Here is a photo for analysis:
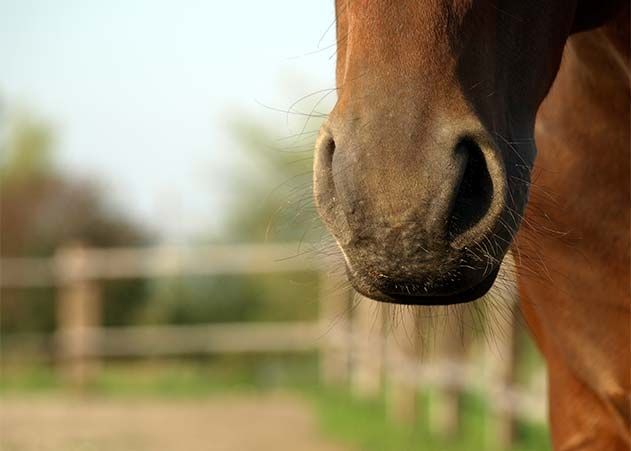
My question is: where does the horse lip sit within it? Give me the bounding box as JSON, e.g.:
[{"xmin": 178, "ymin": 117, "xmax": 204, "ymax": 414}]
[{"xmin": 351, "ymin": 266, "xmax": 500, "ymax": 306}]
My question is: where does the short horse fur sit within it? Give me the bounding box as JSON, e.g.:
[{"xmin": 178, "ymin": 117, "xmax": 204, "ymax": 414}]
[{"xmin": 313, "ymin": 1, "xmax": 630, "ymax": 449}]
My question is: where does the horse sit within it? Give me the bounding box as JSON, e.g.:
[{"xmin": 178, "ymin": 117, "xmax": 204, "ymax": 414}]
[{"xmin": 312, "ymin": 1, "xmax": 630, "ymax": 449}]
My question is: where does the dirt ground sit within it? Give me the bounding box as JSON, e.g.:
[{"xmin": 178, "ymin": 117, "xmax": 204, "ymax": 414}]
[{"xmin": 0, "ymin": 393, "xmax": 354, "ymax": 451}]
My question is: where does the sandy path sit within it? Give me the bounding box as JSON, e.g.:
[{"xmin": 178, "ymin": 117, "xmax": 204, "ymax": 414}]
[{"xmin": 0, "ymin": 393, "xmax": 354, "ymax": 451}]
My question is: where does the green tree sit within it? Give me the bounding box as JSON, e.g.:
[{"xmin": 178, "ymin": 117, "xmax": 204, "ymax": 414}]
[{"xmin": 0, "ymin": 113, "xmax": 151, "ymax": 333}]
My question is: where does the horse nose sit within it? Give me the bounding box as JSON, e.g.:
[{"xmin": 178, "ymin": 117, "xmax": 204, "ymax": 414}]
[{"xmin": 314, "ymin": 125, "xmax": 506, "ymax": 250}]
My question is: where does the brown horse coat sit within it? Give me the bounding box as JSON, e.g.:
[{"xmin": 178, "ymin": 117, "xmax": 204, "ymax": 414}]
[{"xmin": 519, "ymin": 7, "xmax": 630, "ymax": 449}]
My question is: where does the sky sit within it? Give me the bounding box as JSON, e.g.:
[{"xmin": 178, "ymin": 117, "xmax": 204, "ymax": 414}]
[{"xmin": 0, "ymin": 0, "xmax": 336, "ymax": 241}]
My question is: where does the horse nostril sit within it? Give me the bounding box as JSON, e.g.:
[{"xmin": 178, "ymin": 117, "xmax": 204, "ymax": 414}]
[
  {"xmin": 314, "ymin": 130, "xmax": 339, "ymax": 216},
  {"xmin": 447, "ymin": 138, "xmax": 494, "ymax": 240},
  {"xmin": 318, "ymin": 133, "xmax": 336, "ymax": 168}
]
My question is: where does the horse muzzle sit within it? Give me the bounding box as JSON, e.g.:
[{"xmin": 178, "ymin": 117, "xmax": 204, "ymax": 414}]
[{"xmin": 313, "ymin": 115, "xmax": 512, "ymax": 305}]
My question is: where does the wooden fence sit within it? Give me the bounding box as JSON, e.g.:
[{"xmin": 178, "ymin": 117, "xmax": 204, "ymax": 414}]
[{"xmin": 0, "ymin": 243, "xmax": 547, "ymax": 450}]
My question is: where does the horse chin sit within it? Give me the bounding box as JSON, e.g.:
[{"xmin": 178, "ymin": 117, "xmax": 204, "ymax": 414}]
[{"xmin": 349, "ymin": 266, "xmax": 500, "ymax": 306}]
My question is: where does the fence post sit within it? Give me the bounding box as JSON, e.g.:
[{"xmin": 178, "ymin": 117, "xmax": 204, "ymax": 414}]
[
  {"xmin": 485, "ymin": 310, "xmax": 521, "ymax": 450},
  {"xmin": 427, "ymin": 308, "xmax": 468, "ymax": 438},
  {"xmin": 319, "ymin": 271, "xmax": 352, "ymax": 386},
  {"xmin": 386, "ymin": 306, "xmax": 422, "ymax": 423},
  {"xmin": 484, "ymin": 252, "xmax": 521, "ymax": 450},
  {"xmin": 350, "ymin": 295, "xmax": 385, "ymax": 398},
  {"xmin": 55, "ymin": 243, "xmax": 101, "ymax": 389}
]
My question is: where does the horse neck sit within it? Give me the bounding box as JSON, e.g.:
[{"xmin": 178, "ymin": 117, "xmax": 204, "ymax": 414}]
[
  {"xmin": 532, "ymin": 5, "xmax": 630, "ymax": 269},
  {"xmin": 565, "ymin": 7, "xmax": 630, "ymax": 194},
  {"xmin": 537, "ymin": 5, "xmax": 630, "ymax": 189},
  {"xmin": 568, "ymin": 5, "xmax": 630, "ymax": 101}
]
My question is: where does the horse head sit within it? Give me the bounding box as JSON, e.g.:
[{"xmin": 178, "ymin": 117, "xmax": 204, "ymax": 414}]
[{"xmin": 313, "ymin": 0, "xmax": 624, "ymax": 304}]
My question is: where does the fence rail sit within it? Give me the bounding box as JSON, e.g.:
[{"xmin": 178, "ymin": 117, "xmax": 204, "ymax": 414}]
[
  {"xmin": 0, "ymin": 242, "xmax": 547, "ymax": 450},
  {"xmin": 0, "ymin": 243, "xmax": 321, "ymax": 287}
]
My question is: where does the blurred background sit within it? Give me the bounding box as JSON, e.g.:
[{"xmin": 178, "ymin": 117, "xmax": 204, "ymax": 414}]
[{"xmin": 0, "ymin": 2, "xmax": 550, "ymax": 450}]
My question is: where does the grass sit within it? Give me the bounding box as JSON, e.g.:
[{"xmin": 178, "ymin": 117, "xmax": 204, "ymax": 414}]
[
  {"xmin": 308, "ymin": 387, "xmax": 550, "ymax": 451},
  {"xmin": 0, "ymin": 355, "xmax": 319, "ymax": 396},
  {"xmin": 0, "ymin": 359, "xmax": 550, "ymax": 451}
]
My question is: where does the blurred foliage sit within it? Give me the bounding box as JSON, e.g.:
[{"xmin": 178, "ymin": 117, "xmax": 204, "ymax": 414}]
[
  {"xmin": 0, "ymin": 106, "xmax": 325, "ymax": 335},
  {"xmin": 140, "ymin": 272, "xmax": 318, "ymax": 325},
  {"xmin": 0, "ymin": 113, "xmax": 150, "ymax": 333},
  {"xmin": 137, "ymin": 112, "xmax": 325, "ymax": 326},
  {"xmin": 0, "ymin": 115, "xmax": 147, "ymax": 257},
  {"xmin": 220, "ymin": 116, "xmax": 321, "ymax": 243}
]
